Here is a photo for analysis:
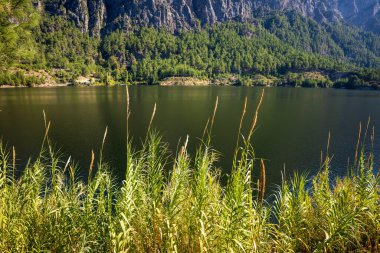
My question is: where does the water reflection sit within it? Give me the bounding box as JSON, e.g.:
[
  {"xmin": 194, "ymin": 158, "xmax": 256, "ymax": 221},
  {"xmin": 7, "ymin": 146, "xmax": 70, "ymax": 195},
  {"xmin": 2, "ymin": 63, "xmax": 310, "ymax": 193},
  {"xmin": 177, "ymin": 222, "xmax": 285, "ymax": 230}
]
[{"xmin": 0, "ymin": 86, "xmax": 379, "ymax": 188}]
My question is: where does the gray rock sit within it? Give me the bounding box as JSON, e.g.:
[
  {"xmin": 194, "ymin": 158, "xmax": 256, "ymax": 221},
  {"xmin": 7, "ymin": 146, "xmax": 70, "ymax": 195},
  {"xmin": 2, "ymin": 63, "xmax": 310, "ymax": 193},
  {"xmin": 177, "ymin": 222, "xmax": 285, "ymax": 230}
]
[{"xmin": 42, "ymin": 0, "xmax": 380, "ymax": 35}]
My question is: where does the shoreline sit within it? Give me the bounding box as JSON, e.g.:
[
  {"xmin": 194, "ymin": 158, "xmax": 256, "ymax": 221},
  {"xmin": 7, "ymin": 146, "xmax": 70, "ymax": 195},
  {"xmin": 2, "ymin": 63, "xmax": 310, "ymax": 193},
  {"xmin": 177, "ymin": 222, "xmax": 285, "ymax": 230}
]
[
  {"xmin": 1, "ymin": 83, "xmax": 379, "ymax": 90},
  {"xmin": 1, "ymin": 76, "xmax": 379, "ymax": 90},
  {"xmin": 1, "ymin": 68, "xmax": 379, "ymax": 90},
  {"xmin": 0, "ymin": 83, "xmax": 70, "ymax": 88},
  {"xmin": 1, "ymin": 85, "xmax": 379, "ymax": 91}
]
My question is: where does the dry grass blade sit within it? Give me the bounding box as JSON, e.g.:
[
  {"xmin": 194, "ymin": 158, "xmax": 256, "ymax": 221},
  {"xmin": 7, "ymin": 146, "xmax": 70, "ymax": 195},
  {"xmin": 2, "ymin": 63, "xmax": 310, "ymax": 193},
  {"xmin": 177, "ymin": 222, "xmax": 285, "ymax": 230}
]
[
  {"xmin": 99, "ymin": 126, "xmax": 108, "ymax": 165},
  {"xmin": 236, "ymin": 96, "xmax": 247, "ymax": 150},
  {"xmin": 43, "ymin": 109, "xmax": 47, "ymax": 128},
  {"xmin": 39, "ymin": 121, "xmax": 51, "ymax": 157},
  {"xmin": 102, "ymin": 126, "xmax": 108, "ymax": 151},
  {"xmin": 202, "ymin": 117, "xmax": 210, "ymax": 140},
  {"xmin": 12, "ymin": 146, "xmax": 15, "ymax": 180},
  {"xmin": 364, "ymin": 116, "xmax": 371, "ymax": 141},
  {"xmin": 148, "ymin": 102, "xmax": 157, "ymax": 133},
  {"xmin": 126, "ymin": 84, "xmax": 131, "ymax": 172},
  {"xmin": 63, "ymin": 156, "xmax": 71, "ymax": 173},
  {"xmin": 180, "ymin": 135, "xmax": 189, "ymax": 155},
  {"xmin": 320, "ymin": 150, "xmax": 323, "ymax": 168},
  {"xmin": 260, "ymin": 159, "xmax": 266, "ymax": 205},
  {"xmin": 210, "ymin": 96, "xmax": 219, "ymax": 131},
  {"xmin": 201, "ymin": 96, "xmax": 219, "ymax": 143},
  {"xmin": 326, "ymin": 131, "xmax": 331, "ymax": 158},
  {"xmin": 89, "ymin": 149, "xmax": 95, "ymax": 181},
  {"xmin": 126, "ymin": 85, "xmax": 130, "ymax": 118},
  {"xmin": 354, "ymin": 122, "xmax": 362, "ymax": 166},
  {"xmin": 126, "ymin": 85, "xmax": 130, "ymax": 136},
  {"xmin": 247, "ymin": 89, "xmax": 264, "ymax": 142}
]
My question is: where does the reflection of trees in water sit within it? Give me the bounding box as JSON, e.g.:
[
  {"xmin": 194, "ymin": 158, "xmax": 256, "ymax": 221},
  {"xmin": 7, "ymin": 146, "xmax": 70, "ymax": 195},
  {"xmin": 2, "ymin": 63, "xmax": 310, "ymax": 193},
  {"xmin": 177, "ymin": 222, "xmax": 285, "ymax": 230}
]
[{"xmin": 1, "ymin": 87, "xmax": 380, "ymax": 186}]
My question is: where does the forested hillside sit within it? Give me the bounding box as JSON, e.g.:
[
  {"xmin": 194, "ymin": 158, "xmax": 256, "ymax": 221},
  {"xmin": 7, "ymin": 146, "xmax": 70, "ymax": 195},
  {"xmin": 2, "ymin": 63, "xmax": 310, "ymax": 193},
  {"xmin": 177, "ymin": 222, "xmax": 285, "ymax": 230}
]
[{"xmin": 0, "ymin": 0, "xmax": 379, "ymax": 88}]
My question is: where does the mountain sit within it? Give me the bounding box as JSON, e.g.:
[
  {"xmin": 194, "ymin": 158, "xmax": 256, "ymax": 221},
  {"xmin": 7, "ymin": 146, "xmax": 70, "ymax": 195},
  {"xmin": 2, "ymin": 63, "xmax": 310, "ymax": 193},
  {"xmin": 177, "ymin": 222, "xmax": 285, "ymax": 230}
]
[
  {"xmin": 41, "ymin": 0, "xmax": 380, "ymax": 36},
  {"xmin": 37, "ymin": 0, "xmax": 380, "ymax": 69},
  {"xmin": 1, "ymin": 0, "xmax": 379, "ymax": 88}
]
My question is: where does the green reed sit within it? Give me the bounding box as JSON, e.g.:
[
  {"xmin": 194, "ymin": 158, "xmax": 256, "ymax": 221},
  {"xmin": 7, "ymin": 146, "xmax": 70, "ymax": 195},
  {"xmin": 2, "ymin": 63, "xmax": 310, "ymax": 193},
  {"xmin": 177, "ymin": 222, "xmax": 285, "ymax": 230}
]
[{"xmin": 0, "ymin": 89, "xmax": 379, "ymax": 252}]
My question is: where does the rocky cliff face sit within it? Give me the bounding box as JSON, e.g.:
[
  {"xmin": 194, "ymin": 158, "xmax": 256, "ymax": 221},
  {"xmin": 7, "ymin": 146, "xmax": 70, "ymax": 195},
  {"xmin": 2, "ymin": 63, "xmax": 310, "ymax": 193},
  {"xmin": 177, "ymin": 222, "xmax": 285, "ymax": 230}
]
[
  {"xmin": 42, "ymin": 0, "xmax": 380, "ymax": 35},
  {"xmin": 278, "ymin": 0, "xmax": 380, "ymax": 33}
]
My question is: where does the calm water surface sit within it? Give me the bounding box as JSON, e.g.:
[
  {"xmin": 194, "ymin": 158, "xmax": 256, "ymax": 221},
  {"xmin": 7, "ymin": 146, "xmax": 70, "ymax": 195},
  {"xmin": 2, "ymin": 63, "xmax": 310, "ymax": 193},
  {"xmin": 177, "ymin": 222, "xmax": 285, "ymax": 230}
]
[{"xmin": 0, "ymin": 86, "xmax": 379, "ymax": 188}]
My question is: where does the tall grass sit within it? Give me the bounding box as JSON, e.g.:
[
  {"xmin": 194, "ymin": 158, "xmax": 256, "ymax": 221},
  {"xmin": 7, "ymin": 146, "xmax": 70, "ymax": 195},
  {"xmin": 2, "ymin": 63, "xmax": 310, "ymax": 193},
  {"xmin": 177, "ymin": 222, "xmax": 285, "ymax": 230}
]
[{"xmin": 0, "ymin": 89, "xmax": 379, "ymax": 252}]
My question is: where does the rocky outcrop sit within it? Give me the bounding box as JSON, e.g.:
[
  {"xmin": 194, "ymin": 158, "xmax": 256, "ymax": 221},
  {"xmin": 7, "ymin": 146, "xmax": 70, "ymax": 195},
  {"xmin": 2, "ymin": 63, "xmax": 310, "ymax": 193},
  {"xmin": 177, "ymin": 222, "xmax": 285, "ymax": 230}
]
[
  {"xmin": 42, "ymin": 0, "xmax": 380, "ymax": 35},
  {"xmin": 278, "ymin": 0, "xmax": 380, "ymax": 34},
  {"xmin": 159, "ymin": 77, "xmax": 212, "ymax": 86},
  {"xmin": 87, "ymin": 0, "xmax": 107, "ymax": 36},
  {"xmin": 44, "ymin": 0, "xmax": 107, "ymax": 36}
]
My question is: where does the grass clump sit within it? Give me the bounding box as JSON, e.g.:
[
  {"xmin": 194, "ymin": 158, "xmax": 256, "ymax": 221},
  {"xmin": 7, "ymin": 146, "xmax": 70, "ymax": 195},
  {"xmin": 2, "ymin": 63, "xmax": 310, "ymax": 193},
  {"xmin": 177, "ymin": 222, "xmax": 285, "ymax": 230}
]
[{"xmin": 0, "ymin": 90, "xmax": 379, "ymax": 252}]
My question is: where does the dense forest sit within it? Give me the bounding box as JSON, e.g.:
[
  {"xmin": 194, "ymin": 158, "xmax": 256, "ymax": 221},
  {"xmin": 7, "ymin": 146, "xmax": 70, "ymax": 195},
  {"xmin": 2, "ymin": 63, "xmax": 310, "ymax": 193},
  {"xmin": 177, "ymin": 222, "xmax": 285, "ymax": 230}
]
[{"xmin": 0, "ymin": 0, "xmax": 379, "ymax": 88}]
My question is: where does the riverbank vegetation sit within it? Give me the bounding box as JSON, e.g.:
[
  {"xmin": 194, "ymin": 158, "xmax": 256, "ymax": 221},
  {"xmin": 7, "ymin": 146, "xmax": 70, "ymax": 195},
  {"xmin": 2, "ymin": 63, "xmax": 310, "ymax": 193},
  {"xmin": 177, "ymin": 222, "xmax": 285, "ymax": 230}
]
[
  {"xmin": 0, "ymin": 71, "xmax": 45, "ymax": 87},
  {"xmin": 1, "ymin": 0, "xmax": 379, "ymax": 88},
  {"xmin": 0, "ymin": 91, "xmax": 379, "ymax": 252}
]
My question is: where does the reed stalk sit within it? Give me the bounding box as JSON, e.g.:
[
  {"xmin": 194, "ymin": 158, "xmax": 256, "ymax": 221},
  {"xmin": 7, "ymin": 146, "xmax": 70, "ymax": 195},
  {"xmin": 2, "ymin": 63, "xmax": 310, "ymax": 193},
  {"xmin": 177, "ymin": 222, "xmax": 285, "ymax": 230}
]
[
  {"xmin": 247, "ymin": 89, "xmax": 264, "ymax": 142},
  {"xmin": 259, "ymin": 159, "xmax": 266, "ymax": 205},
  {"xmin": 89, "ymin": 149, "xmax": 94, "ymax": 181},
  {"xmin": 148, "ymin": 103, "xmax": 157, "ymax": 134},
  {"xmin": 354, "ymin": 122, "xmax": 362, "ymax": 166},
  {"xmin": 12, "ymin": 146, "xmax": 15, "ymax": 181}
]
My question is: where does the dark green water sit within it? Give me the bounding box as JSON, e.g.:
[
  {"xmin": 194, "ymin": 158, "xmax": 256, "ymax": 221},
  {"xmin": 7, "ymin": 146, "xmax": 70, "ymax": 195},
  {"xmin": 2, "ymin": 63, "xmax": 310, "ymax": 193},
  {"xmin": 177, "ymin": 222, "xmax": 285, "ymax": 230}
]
[{"xmin": 0, "ymin": 86, "xmax": 379, "ymax": 188}]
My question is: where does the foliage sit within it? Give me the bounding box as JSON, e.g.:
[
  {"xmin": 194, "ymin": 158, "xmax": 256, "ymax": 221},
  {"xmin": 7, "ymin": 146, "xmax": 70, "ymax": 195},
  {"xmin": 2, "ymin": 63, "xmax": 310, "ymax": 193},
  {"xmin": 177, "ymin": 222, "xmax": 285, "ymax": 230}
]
[
  {"xmin": 0, "ymin": 70, "xmax": 44, "ymax": 86},
  {"xmin": 261, "ymin": 11, "xmax": 380, "ymax": 68},
  {"xmin": 35, "ymin": 15, "xmax": 100, "ymax": 76},
  {"xmin": 0, "ymin": 0, "xmax": 39, "ymax": 66},
  {"xmin": 98, "ymin": 23, "xmax": 349, "ymax": 83},
  {"xmin": 38, "ymin": 18, "xmax": 376, "ymax": 86},
  {"xmin": 280, "ymin": 72, "xmax": 333, "ymax": 88}
]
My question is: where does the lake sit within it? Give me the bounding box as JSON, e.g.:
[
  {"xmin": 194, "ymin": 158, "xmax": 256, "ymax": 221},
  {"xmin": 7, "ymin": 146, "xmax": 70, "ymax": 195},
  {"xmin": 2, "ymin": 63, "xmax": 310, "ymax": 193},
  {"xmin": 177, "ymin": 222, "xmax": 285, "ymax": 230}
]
[{"xmin": 0, "ymin": 86, "xmax": 379, "ymax": 189}]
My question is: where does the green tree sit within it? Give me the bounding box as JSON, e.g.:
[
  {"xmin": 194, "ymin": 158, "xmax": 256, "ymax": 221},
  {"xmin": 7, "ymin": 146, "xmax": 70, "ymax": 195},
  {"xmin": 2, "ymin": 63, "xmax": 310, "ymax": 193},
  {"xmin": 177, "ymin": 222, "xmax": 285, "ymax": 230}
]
[{"xmin": 0, "ymin": 0, "xmax": 39, "ymax": 66}]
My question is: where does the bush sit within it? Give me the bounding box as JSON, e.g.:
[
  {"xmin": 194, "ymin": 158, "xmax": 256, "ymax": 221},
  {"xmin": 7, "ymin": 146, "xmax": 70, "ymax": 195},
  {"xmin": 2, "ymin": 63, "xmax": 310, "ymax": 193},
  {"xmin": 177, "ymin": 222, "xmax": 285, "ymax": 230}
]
[{"xmin": 0, "ymin": 71, "xmax": 45, "ymax": 87}]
